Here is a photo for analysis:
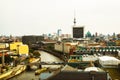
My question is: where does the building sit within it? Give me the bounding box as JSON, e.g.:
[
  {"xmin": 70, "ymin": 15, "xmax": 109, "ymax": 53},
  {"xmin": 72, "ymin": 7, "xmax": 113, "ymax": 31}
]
[
  {"xmin": 85, "ymin": 31, "xmax": 92, "ymax": 38},
  {"xmin": 10, "ymin": 42, "xmax": 29, "ymax": 56},
  {"xmin": 18, "ymin": 45, "xmax": 29, "ymax": 56},
  {"xmin": 115, "ymin": 40, "xmax": 120, "ymax": 46},
  {"xmin": 57, "ymin": 29, "xmax": 62, "ymax": 36},
  {"xmin": 54, "ymin": 42, "xmax": 78, "ymax": 53},
  {"xmin": 0, "ymin": 43, "xmax": 9, "ymax": 49},
  {"xmin": 22, "ymin": 35, "xmax": 44, "ymax": 45},
  {"xmin": 73, "ymin": 26, "xmax": 84, "ymax": 38},
  {"xmin": 61, "ymin": 34, "xmax": 71, "ymax": 38},
  {"xmin": 98, "ymin": 56, "xmax": 120, "ymax": 68},
  {"xmin": 46, "ymin": 65, "xmax": 110, "ymax": 80},
  {"xmin": 72, "ymin": 12, "xmax": 84, "ymax": 38},
  {"xmin": 10, "ymin": 42, "xmax": 22, "ymax": 50}
]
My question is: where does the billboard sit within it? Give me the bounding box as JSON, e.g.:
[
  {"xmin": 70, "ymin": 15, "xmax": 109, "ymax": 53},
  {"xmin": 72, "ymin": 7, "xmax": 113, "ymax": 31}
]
[{"xmin": 73, "ymin": 27, "xmax": 84, "ymax": 38}]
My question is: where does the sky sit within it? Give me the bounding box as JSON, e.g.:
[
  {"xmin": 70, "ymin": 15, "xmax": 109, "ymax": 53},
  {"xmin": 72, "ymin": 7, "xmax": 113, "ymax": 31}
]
[{"xmin": 0, "ymin": 0, "xmax": 120, "ymax": 36}]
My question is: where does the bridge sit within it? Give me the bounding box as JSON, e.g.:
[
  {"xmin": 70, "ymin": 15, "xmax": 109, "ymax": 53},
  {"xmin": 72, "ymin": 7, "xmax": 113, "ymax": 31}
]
[
  {"xmin": 40, "ymin": 61, "xmax": 65, "ymax": 65},
  {"xmin": 27, "ymin": 61, "xmax": 64, "ymax": 65},
  {"xmin": 26, "ymin": 61, "xmax": 64, "ymax": 70}
]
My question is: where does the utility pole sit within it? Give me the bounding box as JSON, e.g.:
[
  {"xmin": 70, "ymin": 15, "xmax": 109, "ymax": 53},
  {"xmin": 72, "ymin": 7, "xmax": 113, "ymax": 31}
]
[
  {"xmin": 2, "ymin": 49, "xmax": 5, "ymax": 67},
  {"xmin": 2, "ymin": 44, "xmax": 6, "ymax": 67}
]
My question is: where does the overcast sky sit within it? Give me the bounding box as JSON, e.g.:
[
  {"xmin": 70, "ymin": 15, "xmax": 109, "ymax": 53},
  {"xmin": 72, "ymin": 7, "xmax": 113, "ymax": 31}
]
[{"xmin": 0, "ymin": 0, "xmax": 120, "ymax": 36}]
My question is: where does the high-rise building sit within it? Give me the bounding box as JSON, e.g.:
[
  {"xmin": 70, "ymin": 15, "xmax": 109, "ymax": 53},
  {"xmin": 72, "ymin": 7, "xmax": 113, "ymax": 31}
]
[
  {"xmin": 22, "ymin": 35, "xmax": 44, "ymax": 45},
  {"xmin": 72, "ymin": 11, "xmax": 84, "ymax": 38},
  {"xmin": 73, "ymin": 27, "xmax": 84, "ymax": 38},
  {"xmin": 57, "ymin": 29, "xmax": 62, "ymax": 36}
]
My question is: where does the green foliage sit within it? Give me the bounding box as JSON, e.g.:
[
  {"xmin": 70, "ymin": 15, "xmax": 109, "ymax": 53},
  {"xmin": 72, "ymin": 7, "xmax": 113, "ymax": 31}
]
[
  {"xmin": 46, "ymin": 45, "xmax": 54, "ymax": 50},
  {"xmin": 0, "ymin": 55, "xmax": 14, "ymax": 64},
  {"xmin": 33, "ymin": 50, "xmax": 41, "ymax": 58},
  {"xmin": 29, "ymin": 49, "xmax": 34, "ymax": 53},
  {"xmin": 48, "ymin": 45, "xmax": 53, "ymax": 50}
]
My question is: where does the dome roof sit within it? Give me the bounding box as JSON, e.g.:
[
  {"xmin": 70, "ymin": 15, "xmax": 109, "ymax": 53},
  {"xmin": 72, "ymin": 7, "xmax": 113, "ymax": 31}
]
[{"xmin": 86, "ymin": 31, "xmax": 91, "ymax": 37}]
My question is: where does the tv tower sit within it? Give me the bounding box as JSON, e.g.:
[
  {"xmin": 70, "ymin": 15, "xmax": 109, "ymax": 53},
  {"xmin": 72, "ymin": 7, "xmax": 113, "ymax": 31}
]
[{"xmin": 73, "ymin": 10, "xmax": 76, "ymax": 26}]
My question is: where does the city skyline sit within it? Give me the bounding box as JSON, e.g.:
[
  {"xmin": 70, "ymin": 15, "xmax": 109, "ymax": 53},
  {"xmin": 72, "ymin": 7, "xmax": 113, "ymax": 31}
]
[{"xmin": 0, "ymin": 0, "xmax": 120, "ymax": 36}]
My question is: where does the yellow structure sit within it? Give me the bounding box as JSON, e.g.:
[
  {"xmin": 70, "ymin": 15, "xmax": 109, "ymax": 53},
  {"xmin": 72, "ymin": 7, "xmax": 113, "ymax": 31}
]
[
  {"xmin": 35, "ymin": 67, "xmax": 48, "ymax": 75},
  {"xmin": 10, "ymin": 42, "xmax": 23, "ymax": 50},
  {"xmin": 18, "ymin": 45, "xmax": 29, "ymax": 55},
  {"xmin": 10, "ymin": 42, "xmax": 29, "ymax": 56}
]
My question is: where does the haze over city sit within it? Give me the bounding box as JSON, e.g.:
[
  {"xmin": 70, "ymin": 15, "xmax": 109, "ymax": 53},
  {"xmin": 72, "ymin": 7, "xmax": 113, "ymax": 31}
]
[{"xmin": 0, "ymin": 0, "xmax": 120, "ymax": 36}]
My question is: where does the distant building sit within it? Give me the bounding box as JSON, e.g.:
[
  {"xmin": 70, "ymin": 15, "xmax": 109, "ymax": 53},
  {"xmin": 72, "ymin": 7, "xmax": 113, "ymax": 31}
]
[
  {"xmin": 61, "ymin": 34, "xmax": 71, "ymax": 38},
  {"xmin": 22, "ymin": 35, "xmax": 44, "ymax": 45},
  {"xmin": 95, "ymin": 32, "xmax": 98, "ymax": 37},
  {"xmin": 72, "ymin": 12, "xmax": 84, "ymax": 38},
  {"xmin": 57, "ymin": 29, "xmax": 62, "ymax": 36},
  {"xmin": 73, "ymin": 27, "xmax": 84, "ymax": 38},
  {"xmin": 85, "ymin": 31, "xmax": 92, "ymax": 38}
]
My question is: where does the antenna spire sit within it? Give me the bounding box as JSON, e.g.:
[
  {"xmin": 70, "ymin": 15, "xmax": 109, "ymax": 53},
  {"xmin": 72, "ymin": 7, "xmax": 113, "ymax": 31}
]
[{"xmin": 74, "ymin": 9, "xmax": 76, "ymax": 26}]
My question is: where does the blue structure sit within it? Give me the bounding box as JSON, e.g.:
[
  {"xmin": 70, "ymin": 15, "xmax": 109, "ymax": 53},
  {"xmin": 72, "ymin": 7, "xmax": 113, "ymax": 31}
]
[{"xmin": 57, "ymin": 29, "xmax": 62, "ymax": 36}]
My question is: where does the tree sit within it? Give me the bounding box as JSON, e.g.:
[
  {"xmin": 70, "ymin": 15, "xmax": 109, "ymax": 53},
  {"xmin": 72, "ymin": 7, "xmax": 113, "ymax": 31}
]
[
  {"xmin": 33, "ymin": 50, "xmax": 41, "ymax": 58},
  {"xmin": 0, "ymin": 55, "xmax": 14, "ymax": 64}
]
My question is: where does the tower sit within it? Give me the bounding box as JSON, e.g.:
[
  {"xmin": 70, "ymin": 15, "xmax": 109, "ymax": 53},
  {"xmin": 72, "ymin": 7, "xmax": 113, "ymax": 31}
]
[
  {"xmin": 73, "ymin": 10, "xmax": 76, "ymax": 26},
  {"xmin": 72, "ymin": 10, "xmax": 84, "ymax": 38},
  {"xmin": 57, "ymin": 29, "xmax": 62, "ymax": 36}
]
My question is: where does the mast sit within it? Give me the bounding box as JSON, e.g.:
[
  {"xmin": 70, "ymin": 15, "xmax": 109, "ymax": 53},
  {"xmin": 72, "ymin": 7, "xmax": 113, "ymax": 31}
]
[{"xmin": 73, "ymin": 9, "xmax": 76, "ymax": 26}]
